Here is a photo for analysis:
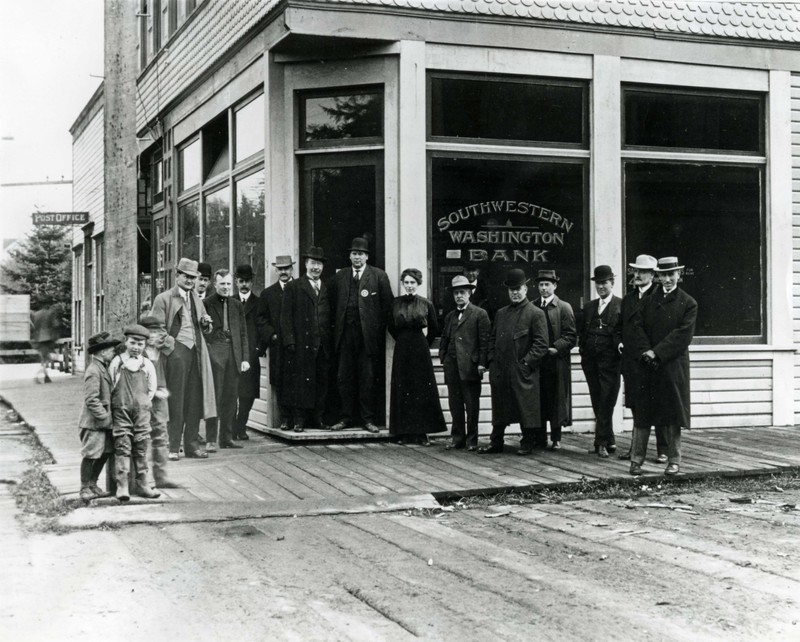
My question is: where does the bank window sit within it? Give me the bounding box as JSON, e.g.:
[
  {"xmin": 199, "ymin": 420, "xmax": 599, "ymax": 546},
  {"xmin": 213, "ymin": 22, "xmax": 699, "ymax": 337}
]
[
  {"xmin": 624, "ymin": 87, "xmax": 763, "ymax": 154},
  {"xmin": 234, "ymin": 170, "xmax": 266, "ymax": 292},
  {"xmin": 300, "ymin": 87, "xmax": 383, "ymax": 148},
  {"xmin": 235, "ymin": 94, "xmax": 264, "ymax": 163},
  {"xmin": 203, "ymin": 187, "xmax": 230, "ymax": 275},
  {"xmin": 203, "ymin": 113, "xmax": 229, "ymax": 181},
  {"xmin": 179, "ymin": 200, "xmax": 199, "ymax": 260},
  {"xmin": 429, "ymin": 74, "xmax": 587, "ymax": 147},
  {"xmin": 179, "ymin": 139, "xmax": 201, "ymax": 193}
]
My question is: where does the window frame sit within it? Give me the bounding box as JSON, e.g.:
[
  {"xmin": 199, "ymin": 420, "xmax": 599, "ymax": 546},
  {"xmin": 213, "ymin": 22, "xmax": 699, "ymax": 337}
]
[{"xmin": 298, "ymin": 84, "xmax": 385, "ymax": 150}]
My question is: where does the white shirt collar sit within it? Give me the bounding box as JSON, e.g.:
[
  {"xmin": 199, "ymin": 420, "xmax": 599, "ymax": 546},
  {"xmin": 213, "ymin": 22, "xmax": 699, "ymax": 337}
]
[
  {"xmin": 638, "ymin": 283, "xmax": 653, "ymax": 295},
  {"xmin": 240, "ymin": 291, "xmax": 251, "ymax": 301},
  {"xmin": 542, "ymin": 295, "xmax": 554, "ymax": 306},
  {"xmin": 663, "ymin": 285, "xmax": 676, "ymax": 294}
]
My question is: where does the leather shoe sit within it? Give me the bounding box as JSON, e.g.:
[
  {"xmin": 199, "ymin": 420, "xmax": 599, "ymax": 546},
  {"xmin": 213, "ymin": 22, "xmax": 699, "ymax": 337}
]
[
  {"xmin": 608, "ymin": 444, "xmax": 617, "ymax": 453},
  {"xmin": 329, "ymin": 421, "xmax": 349, "ymax": 431},
  {"xmin": 445, "ymin": 442, "xmax": 465, "ymax": 450},
  {"xmin": 168, "ymin": 452, "xmax": 180, "ymax": 461},
  {"xmin": 517, "ymin": 447, "xmax": 532, "ymax": 456},
  {"xmin": 656, "ymin": 454, "xmax": 668, "ymax": 464},
  {"xmin": 279, "ymin": 422, "xmax": 290, "ymax": 431},
  {"xmin": 629, "ymin": 462, "xmax": 642, "ymax": 475},
  {"xmin": 467, "ymin": 446, "xmax": 478, "ymax": 452},
  {"xmin": 549, "ymin": 441, "xmax": 561, "ymax": 451},
  {"xmin": 664, "ymin": 463, "xmax": 680, "ymax": 476},
  {"xmin": 220, "ymin": 441, "xmax": 243, "ymax": 449},
  {"xmin": 185, "ymin": 450, "xmax": 208, "ymax": 459},
  {"xmin": 293, "ymin": 425, "xmax": 305, "ymax": 433},
  {"xmin": 238, "ymin": 432, "xmax": 250, "ymax": 441},
  {"xmin": 618, "ymin": 451, "xmax": 631, "ymax": 460},
  {"xmin": 478, "ymin": 444, "xmax": 503, "ymax": 454},
  {"xmin": 598, "ymin": 445, "xmax": 609, "ymax": 459},
  {"xmin": 206, "ymin": 442, "xmax": 218, "ymax": 453},
  {"xmin": 365, "ymin": 423, "xmax": 380, "ymax": 433}
]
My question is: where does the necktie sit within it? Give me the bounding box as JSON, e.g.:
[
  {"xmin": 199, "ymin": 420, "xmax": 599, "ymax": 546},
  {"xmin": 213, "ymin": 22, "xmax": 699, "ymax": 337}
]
[
  {"xmin": 312, "ymin": 279, "xmax": 320, "ymax": 296},
  {"xmin": 598, "ymin": 297, "xmax": 608, "ymax": 315},
  {"xmin": 222, "ymin": 298, "xmax": 229, "ymax": 332},
  {"xmin": 457, "ymin": 306, "xmax": 465, "ymax": 321}
]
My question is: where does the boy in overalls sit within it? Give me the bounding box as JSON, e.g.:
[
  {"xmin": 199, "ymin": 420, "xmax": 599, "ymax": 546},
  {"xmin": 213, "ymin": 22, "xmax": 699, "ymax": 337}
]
[{"xmin": 108, "ymin": 324, "xmax": 160, "ymax": 501}]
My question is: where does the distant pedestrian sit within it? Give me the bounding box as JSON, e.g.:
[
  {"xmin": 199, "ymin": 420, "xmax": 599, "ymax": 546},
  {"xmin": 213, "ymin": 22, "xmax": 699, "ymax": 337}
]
[
  {"xmin": 388, "ymin": 268, "xmax": 445, "ymax": 445},
  {"xmin": 30, "ymin": 306, "xmax": 60, "ymax": 384},
  {"xmin": 77, "ymin": 332, "xmax": 121, "ymax": 501},
  {"xmin": 579, "ymin": 265, "xmax": 622, "ymax": 459},
  {"xmin": 439, "ymin": 275, "xmax": 490, "ymax": 451},
  {"xmin": 108, "ymin": 325, "xmax": 160, "ymax": 501},
  {"xmin": 534, "ymin": 270, "xmax": 577, "ymax": 450},
  {"xmin": 260, "ymin": 255, "xmax": 295, "ymax": 431},
  {"xmin": 479, "ymin": 269, "xmax": 549, "ymax": 455},
  {"xmin": 631, "ymin": 257, "xmax": 697, "ymax": 476}
]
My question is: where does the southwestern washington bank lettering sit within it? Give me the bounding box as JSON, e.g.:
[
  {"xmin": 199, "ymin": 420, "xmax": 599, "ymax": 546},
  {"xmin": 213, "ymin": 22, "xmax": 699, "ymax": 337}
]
[{"xmin": 437, "ymin": 200, "xmax": 575, "ymax": 233}]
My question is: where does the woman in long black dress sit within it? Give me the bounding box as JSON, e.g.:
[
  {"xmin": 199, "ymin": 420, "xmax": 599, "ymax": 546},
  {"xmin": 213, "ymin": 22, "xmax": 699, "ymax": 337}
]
[{"xmin": 389, "ymin": 268, "xmax": 446, "ymax": 445}]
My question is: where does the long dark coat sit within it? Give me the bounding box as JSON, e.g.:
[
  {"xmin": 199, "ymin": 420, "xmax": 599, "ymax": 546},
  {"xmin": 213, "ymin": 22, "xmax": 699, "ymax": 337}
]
[
  {"xmin": 488, "ymin": 300, "xmax": 549, "ymax": 427},
  {"xmin": 260, "ymin": 281, "xmax": 287, "ymax": 386},
  {"xmin": 540, "ymin": 295, "xmax": 578, "ymax": 427},
  {"xmin": 332, "ymin": 264, "xmax": 394, "ymax": 356},
  {"xmin": 237, "ymin": 293, "xmax": 268, "ymax": 398},
  {"xmin": 203, "ymin": 293, "xmax": 249, "ymax": 368},
  {"xmin": 632, "ymin": 287, "xmax": 697, "ymax": 429},
  {"xmin": 620, "ymin": 284, "xmax": 657, "ymax": 411},
  {"xmin": 438, "ymin": 303, "xmax": 491, "ymax": 382},
  {"xmin": 280, "ymin": 277, "xmax": 331, "ymax": 410}
]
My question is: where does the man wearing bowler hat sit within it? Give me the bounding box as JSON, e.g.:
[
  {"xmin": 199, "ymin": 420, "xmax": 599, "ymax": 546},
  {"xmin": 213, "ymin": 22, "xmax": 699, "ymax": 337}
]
[
  {"xmin": 151, "ymin": 258, "xmax": 217, "ymax": 459},
  {"xmin": 195, "ymin": 262, "xmax": 213, "ymax": 300},
  {"xmin": 233, "ymin": 264, "xmax": 269, "ymax": 440},
  {"xmin": 439, "ymin": 275, "xmax": 491, "ymax": 451},
  {"xmin": 618, "ymin": 254, "xmax": 667, "ymax": 462},
  {"xmin": 280, "ymin": 246, "xmax": 332, "ymax": 432},
  {"xmin": 631, "ymin": 257, "xmax": 697, "ymax": 476},
  {"xmin": 261, "ymin": 255, "xmax": 295, "ymax": 431},
  {"xmin": 479, "ymin": 268, "xmax": 549, "ymax": 455},
  {"xmin": 330, "ymin": 236, "xmax": 394, "ymax": 433},
  {"xmin": 534, "ymin": 269, "xmax": 577, "ymax": 450},
  {"xmin": 579, "ymin": 265, "xmax": 623, "ymax": 458}
]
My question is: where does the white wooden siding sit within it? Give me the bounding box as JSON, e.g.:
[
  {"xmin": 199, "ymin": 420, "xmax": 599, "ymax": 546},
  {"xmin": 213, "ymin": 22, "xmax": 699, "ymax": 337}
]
[{"xmin": 791, "ymin": 72, "xmax": 800, "ymax": 423}]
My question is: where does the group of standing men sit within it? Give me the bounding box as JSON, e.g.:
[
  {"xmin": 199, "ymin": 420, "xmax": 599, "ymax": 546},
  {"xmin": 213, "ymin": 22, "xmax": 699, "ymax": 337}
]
[{"xmin": 439, "ymin": 255, "xmax": 697, "ymax": 477}]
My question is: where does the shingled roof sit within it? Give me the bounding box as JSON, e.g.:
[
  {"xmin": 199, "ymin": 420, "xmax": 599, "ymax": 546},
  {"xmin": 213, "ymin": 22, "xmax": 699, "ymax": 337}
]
[{"xmin": 315, "ymin": 0, "xmax": 800, "ymax": 44}]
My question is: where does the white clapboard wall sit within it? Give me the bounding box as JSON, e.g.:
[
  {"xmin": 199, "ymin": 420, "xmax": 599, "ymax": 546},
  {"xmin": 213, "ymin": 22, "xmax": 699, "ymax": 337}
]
[{"xmin": 792, "ymin": 71, "xmax": 800, "ymax": 424}]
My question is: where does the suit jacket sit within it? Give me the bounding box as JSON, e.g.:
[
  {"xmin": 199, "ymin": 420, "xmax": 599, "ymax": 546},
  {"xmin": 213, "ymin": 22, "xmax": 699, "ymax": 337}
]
[
  {"xmin": 333, "ymin": 264, "xmax": 394, "ymax": 356},
  {"xmin": 79, "ymin": 356, "xmax": 112, "ymax": 429},
  {"xmin": 237, "ymin": 291, "xmax": 268, "ymax": 398},
  {"xmin": 578, "ymin": 295, "xmax": 622, "ymax": 364},
  {"xmin": 151, "ymin": 285, "xmax": 217, "ymax": 419},
  {"xmin": 261, "ymin": 280, "xmax": 288, "ymax": 386},
  {"xmin": 203, "ymin": 293, "xmax": 249, "ymax": 368},
  {"xmin": 620, "ymin": 283, "xmax": 657, "ymax": 410},
  {"xmin": 439, "ymin": 303, "xmax": 490, "ymax": 382},
  {"xmin": 539, "ymin": 294, "xmax": 578, "ymax": 426}
]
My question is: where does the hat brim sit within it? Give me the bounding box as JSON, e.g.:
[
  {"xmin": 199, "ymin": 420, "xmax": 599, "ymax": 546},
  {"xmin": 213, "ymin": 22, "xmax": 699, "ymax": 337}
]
[
  {"xmin": 590, "ymin": 275, "xmax": 615, "ymax": 281},
  {"xmin": 303, "ymin": 255, "xmax": 327, "ymax": 262},
  {"xmin": 628, "ymin": 263, "xmax": 656, "ymax": 270},
  {"xmin": 88, "ymin": 339, "xmax": 121, "ymax": 354},
  {"xmin": 534, "ymin": 277, "xmax": 559, "ymax": 283},
  {"xmin": 503, "ymin": 279, "xmax": 529, "ymax": 287},
  {"xmin": 451, "ymin": 283, "xmax": 477, "ymax": 290},
  {"xmin": 654, "ymin": 265, "xmax": 684, "ymax": 272},
  {"xmin": 348, "ymin": 248, "xmax": 369, "ymax": 254},
  {"xmin": 272, "ymin": 262, "xmax": 295, "ymax": 268},
  {"xmin": 178, "ymin": 269, "xmax": 200, "ymax": 277}
]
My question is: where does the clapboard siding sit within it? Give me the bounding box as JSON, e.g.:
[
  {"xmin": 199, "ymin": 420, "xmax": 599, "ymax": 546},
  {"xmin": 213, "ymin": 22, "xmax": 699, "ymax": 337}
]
[{"xmin": 792, "ymin": 72, "xmax": 800, "ymax": 422}]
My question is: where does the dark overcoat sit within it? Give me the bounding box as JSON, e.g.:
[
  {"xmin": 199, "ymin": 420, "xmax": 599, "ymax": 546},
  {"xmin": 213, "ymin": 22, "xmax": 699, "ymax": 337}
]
[
  {"xmin": 260, "ymin": 281, "xmax": 287, "ymax": 386},
  {"xmin": 488, "ymin": 300, "xmax": 549, "ymax": 427},
  {"xmin": 438, "ymin": 303, "xmax": 491, "ymax": 382},
  {"xmin": 540, "ymin": 295, "xmax": 578, "ymax": 426},
  {"xmin": 280, "ymin": 277, "xmax": 331, "ymax": 409},
  {"xmin": 237, "ymin": 293, "xmax": 268, "ymax": 398},
  {"xmin": 203, "ymin": 293, "xmax": 249, "ymax": 368},
  {"xmin": 79, "ymin": 356, "xmax": 113, "ymax": 429},
  {"xmin": 332, "ymin": 264, "xmax": 393, "ymax": 356},
  {"xmin": 632, "ymin": 287, "xmax": 697, "ymax": 429},
  {"xmin": 620, "ymin": 284, "xmax": 657, "ymax": 411}
]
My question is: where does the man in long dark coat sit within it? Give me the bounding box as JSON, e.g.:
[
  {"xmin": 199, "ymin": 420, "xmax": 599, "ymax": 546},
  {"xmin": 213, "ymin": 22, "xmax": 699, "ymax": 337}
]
[
  {"xmin": 631, "ymin": 257, "xmax": 697, "ymax": 476},
  {"xmin": 260, "ymin": 255, "xmax": 295, "ymax": 431},
  {"xmin": 233, "ymin": 264, "xmax": 268, "ymax": 440},
  {"xmin": 618, "ymin": 254, "xmax": 665, "ymax": 461},
  {"xmin": 330, "ymin": 236, "xmax": 393, "ymax": 433},
  {"xmin": 280, "ymin": 247, "xmax": 331, "ymax": 432},
  {"xmin": 534, "ymin": 269, "xmax": 577, "ymax": 450},
  {"xmin": 579, "ymin": 265, "xmax": 623, "ymax": 459},
  {"xmin": 479, "ymin": 269, "xmax": 549, "ymax": 455},
  {"xmin": 203, "ymin": 269, "xmax": 249, "ymax": 450}
]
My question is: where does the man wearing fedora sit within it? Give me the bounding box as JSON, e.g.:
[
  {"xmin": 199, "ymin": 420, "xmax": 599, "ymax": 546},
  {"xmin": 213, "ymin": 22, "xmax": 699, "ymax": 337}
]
[
  {"xmin": 280, "ymin": 246, "xmax": 332, "ymax": 432},
  {"xmin": 233, "ymin": 264, "xmax": 269, "ymax": 440},
  {"xmin": 195, "ymin": 262, "xmax": 213, "ymax": 300},
  {"xmin": 151, "ymin": 258, "xmax": 217, "ymax": 460},
  {"xmin": 479, "ymin": 268, "xmax": 549, "ymax": 455},
  {"xmin": 618, "ymin": 254, "xmax": 666, "ymax": 462},
  {"xmin": 631, "ymin": 257, "xmax": 697, "ymax": 476},
  {"xmin": 261, "ymin": 255, "xmax": 295, "ymax": 431},
  {"xmin": 535, "ymin": 269, "xmax": 577, "ymax": 450},
  {"xmin": 579, "ymin": 265, "xmax": 623, "ymax": 458},
  {"xmin": 330, "ymin": 236, "xmax": 394, "ymax": 433},
  {"xmin": 439, "ymin": 275, "xmax": 491, "ymax": 451}
]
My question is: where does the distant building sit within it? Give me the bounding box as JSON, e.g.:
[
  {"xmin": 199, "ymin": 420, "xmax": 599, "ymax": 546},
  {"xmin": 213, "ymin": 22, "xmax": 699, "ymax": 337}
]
[{"xmin": 71, "ymin": 0, "xmax": 800, "ymax": 431}]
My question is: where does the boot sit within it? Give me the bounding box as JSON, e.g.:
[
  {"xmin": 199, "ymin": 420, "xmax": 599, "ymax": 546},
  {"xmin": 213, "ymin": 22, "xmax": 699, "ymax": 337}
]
[
  {"xmin": 134, "ymin": 447, "xmax": 161, "ymax": 499},
  {"xmin": 79, "ymin": 483, "xmax": 96, "ymax": 501},
  {"xmin": 115, "ymin": 457, "xmax": 131, "ymax": 502},
  {"xmin": 151, "ymin": 445, "xmax": 180, "ymax": 488}
]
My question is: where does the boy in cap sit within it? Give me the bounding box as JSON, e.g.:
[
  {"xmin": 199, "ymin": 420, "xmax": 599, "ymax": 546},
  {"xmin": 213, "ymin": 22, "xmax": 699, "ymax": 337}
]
[
  {"xmin": 140, "ymin": 315, "xmax": 179, "ymax": 488},
  {"xmin": 77, "ymin": 332, "xmax": 121, "ymax": 501},
  {"xmin": 108, "ymin": 324, "xmax": 160, "ymax": 501}
]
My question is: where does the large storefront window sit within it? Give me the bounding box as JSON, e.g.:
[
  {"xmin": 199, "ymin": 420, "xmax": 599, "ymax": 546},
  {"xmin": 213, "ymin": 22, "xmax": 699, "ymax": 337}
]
[
  {"xmin": 204, "ymin": 187, "xmax": 230, "ymax": 274},
  {"xmin": 234, "ymin": 170, "xmax": 266, "ymax": 292},
  {"xmin": 179, "ymin": 200, "xmax": 199, "ymax": 260},
  {"xmin": 623, "ymin": 85, "xmax": 765, "ymax": 341},
  {"xmin": 431, "ymin": 156, "xmax": 586, "ymax": 318}
]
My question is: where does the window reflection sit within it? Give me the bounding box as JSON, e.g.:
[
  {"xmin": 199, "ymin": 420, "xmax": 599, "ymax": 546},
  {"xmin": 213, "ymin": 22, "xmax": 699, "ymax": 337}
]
[
  {"xmin": 179, "ymin": 200, "xmax": 199, "ymax": 261},
  {"xmin": 204, "ymin": 187, "xmax": 230, "ymax": 273},
  {"xmin": 235, "ymin": 171, "xmax": 266, "ymax": 292},
  {"xmin": 180, "ymin": 140, "xmax": 201, "ymax": 192},
  {"xmin": 303, "ymin": 92, "xmax": 383, "ymax": 143},
  {"xmin": 235, "ymin": 95, "xmax": 265, "ymax": 163}
]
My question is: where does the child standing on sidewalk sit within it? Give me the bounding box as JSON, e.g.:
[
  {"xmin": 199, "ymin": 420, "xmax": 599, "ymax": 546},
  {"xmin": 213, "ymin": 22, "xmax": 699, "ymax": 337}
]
[
  {"xmin": 108, "ymin": 324, "xmax": 160, "ymax": 501},
  {"xmin": 140, "ymin": 315, "xmax": 179, "ymax": 489},
  {"xmin": 78, "ymin": 332, "xmax": 121, "ymax": 501}
]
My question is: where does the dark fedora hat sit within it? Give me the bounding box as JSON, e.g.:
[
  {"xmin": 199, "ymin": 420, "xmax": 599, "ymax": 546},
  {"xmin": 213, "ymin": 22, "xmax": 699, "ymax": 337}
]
[
  {"xmin": 534, "ymin": 269, "xmax": 559, "ymax": 283},
  {"xmin": 235, "ymin": 264, "xmax": 255, "ymax": 280},
  {"xmin": 349, "ymin": 237, "xmax": 370, "ymax": 253},
  {"xmin": 197, "ymin": 262, "xmax": 212, "ymax": 278},
  {"xmin": 503, "ymin": 268, "xmax": 529, "ymax": 288},
  {"xmin": 87, "ymin": 331, "xmax": 121, "ymax": 355},
  {"xmin": 591, "ymin": 265, "xmax": 616, "ymax": 282},
  {"xmin": 303, "ymin": 246, "xmax": 327, "ymax": 262}
]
